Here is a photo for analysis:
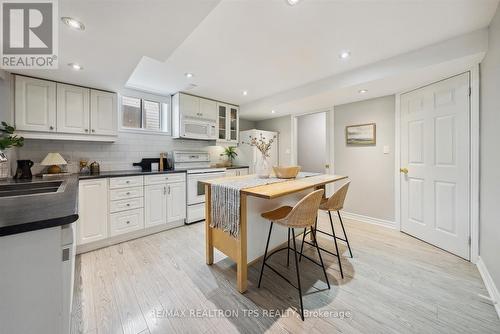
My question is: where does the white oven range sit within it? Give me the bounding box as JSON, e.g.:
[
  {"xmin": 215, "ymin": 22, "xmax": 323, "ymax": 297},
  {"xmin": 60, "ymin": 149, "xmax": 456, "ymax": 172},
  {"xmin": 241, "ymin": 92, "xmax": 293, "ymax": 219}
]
[{"xmin": 172, "ymin": 151, "xmax": 226, "ymax": 224}]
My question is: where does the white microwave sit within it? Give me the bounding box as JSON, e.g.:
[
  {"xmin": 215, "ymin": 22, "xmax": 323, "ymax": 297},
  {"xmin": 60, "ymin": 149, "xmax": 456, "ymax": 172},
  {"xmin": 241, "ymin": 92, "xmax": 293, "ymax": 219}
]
[{"xmin": 180, "ymin": 118, "xmax": 217, "ymax": 140}]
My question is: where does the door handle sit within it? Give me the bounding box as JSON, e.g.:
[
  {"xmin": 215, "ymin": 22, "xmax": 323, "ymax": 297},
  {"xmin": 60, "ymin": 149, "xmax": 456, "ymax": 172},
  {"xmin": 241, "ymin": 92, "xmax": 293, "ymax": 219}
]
[
  {"xmin": 325, "ymin": 164, "xmax": 330, "ymax": 168},
  {"xmin": 400, "ymin": 167, "xmax": 409, "ymax": 175}
]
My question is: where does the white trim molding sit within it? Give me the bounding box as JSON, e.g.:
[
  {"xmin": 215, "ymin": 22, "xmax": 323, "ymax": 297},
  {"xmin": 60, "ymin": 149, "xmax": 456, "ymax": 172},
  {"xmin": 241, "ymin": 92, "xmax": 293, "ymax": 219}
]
[
  {"xmin": 476, "ymin": 257, "xmax": 500, "ymax": 319},
  {"xmin": 341, "ymin": 211, "xmax": 396, "ymax": 230}
]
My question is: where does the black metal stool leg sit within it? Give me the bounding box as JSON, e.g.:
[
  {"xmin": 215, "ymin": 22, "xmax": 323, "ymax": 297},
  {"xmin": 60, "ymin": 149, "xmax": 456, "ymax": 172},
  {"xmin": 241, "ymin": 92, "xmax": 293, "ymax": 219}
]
[
  {"xmin": 287, "ymin": 228, "xmax": 290, "ymax": 267},
  {"xmin": 328, "ymin": 211, "xmax": 344, "ymax": 279},
  {"xmin": 311, "ymin": 226, "xmax": 330, "ymax": 289},
  {"xmin": 291, "ymin": 229, "xmax": 305, "ymax": 321},
  {"xmin": 258, "ymin": 222, "xmax": 274, "ymax": 288},
  {"xmin": 337, "ymin": 211, "xmax": 353, "ymax": 258},
  {"xmin": 299, "ymin": 227, "xmax": 307, "ymax": 262}
]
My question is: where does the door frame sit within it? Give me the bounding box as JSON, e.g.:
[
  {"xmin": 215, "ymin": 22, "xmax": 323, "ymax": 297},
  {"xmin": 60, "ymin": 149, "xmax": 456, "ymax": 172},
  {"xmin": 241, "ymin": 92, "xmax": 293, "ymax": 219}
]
[
  {"xmin": 394, "ymin": 64, "xmax": 480, "ymax": 263},
  {"xmin": 291, "ymin": 108, "xmax": 335, "ymax": 196}
]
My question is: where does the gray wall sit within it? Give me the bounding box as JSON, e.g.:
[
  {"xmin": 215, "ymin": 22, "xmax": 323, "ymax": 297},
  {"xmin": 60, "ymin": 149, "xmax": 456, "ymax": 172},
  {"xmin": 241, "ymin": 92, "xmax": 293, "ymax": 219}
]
[
  {"xmin": 480, "ymin": 4, "xmax": 500, "ymax": 292},
  {"xmin": 256, "ymin": 115, "xmax": 293, "ymax": 165},
  {"xmin": 239, "ymin": 118, "xmax": 256, "ymax": 131},
  {"xmin": 297, "ymin": 112, "xmax": 326, "ymax": 173},
  {"xmin": 334, "ymin": 95, "xmax": 395, "ymax": 221}
]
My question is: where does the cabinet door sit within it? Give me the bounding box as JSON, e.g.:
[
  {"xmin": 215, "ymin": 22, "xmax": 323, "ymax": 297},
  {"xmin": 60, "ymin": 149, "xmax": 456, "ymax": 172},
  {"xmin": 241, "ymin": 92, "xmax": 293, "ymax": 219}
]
[
  {"xmin": 77, "ymin": 179, "xmax": 108, "ymax": 245},
  {"xmin": 15, "ymin": 76, "xmax": 56, "ymax": 132},
  {"xmin": 179, "ymin": 93, "xmax": 200, "ymax": 118},
  {"xmin": 145, "ymin": 184, "xmax": 167, "ymax": 227},
  {"xmin": 90, "ymin": 90, "xmax": 117, "ymax": 136},
  {"xmin": 167, "ymin": 182, "xmax": 186, "ymax": 223},
  {"xmin": 238, "ymin": 168, "xmax": 249, "ymax": 176},
  {"xmin": 228, "ymin": 105, "xmax": 239, "ymax": 142},
  {"xmin": 217, "ymin": 103, "xmax": 228, "ymax": 140},
  {"xmin": 199, "ymin": 98, "xmax": 217, "ymax": 121},
  {"xmin": 56, "ymin": 83, "xmax": 90, "ymax": 134}
]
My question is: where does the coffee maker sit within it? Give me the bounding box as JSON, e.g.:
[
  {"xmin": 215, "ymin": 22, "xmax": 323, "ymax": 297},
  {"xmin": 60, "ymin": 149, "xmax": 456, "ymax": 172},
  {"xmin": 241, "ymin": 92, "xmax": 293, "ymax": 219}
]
[{"xmin": 14, "ymin": 160, "xmax": 34, "ymax": 179}]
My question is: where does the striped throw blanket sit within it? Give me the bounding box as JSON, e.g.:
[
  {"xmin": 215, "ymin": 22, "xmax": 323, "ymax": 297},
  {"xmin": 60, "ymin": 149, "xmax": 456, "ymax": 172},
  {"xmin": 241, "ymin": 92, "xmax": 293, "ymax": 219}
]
[{"xmin": 210, "ymin": 175, "xmax": 286, "ymax": 237}]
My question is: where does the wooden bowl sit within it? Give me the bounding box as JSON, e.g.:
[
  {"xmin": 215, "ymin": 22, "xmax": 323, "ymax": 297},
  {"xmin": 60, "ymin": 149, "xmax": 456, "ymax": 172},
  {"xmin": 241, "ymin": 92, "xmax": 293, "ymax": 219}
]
[{"xmin": 273, "ymin": 166, "xmax": 301, "ymax": 179}]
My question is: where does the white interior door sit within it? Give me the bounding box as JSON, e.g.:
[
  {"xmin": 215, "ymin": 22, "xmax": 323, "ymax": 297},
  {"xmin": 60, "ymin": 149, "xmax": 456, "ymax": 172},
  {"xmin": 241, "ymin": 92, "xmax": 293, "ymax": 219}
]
[{"xmin": 400, "ymin": 72, "xmax": 470, "ymax": 259}]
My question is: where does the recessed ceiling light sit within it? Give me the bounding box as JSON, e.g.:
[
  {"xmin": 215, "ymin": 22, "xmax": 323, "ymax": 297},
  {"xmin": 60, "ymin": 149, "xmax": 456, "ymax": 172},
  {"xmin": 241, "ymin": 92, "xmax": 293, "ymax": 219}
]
[
  {"xmin": 61, "ymin": 17, "xmax": 85, "ymax": 31},
  {"xmin": 185, "ymin": 72, "xmax": 194, "ymax": 78},
  {"xmin": 68, "ymin": 63, "xmax": 83, "ymax": 70},
  {"xmin": 242, "ymin": 90, "xmax": 248, "ymax": 96},
  {"xmin": 286, "ymin": 0, "xmax": 301, "ymax": 5},
  {"xmin": 271, "ymin": 110, "xmax": 276, "ymax": 114},
  {"xmin": 339, "ymin": 50, "xmax": 351, "ymax": 60},
  {"xmin": 358, "ymin": 89, "xmax": 368, "ymax": 94}
]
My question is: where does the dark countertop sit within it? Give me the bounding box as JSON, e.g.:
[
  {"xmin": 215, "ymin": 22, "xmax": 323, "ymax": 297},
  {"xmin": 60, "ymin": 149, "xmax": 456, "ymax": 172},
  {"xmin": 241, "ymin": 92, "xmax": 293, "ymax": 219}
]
[
  {"xmin": 0, "ymin": 175, "xmax": 79, "ymax": 237},
  {"xmin": 78, "ymin": 169, "xmax": 186, "ymax": 180}
]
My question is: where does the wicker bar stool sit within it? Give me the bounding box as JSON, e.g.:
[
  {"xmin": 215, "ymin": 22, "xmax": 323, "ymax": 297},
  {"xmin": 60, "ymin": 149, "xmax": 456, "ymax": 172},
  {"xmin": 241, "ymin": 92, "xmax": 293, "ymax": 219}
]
[
  {"xmin": 299, "ymin": 182, "xmax": 352, "ymax": 279},
  {"xmin": 258, "ymin": 189, "xmax": 329, "ymax": 321}
]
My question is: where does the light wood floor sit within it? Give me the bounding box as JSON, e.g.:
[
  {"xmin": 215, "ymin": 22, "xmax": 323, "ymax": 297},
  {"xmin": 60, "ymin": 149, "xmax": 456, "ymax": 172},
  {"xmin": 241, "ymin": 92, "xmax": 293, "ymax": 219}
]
[{"xmin": 71, "ymin": 213, "xmax": 500, "ymax": 334}]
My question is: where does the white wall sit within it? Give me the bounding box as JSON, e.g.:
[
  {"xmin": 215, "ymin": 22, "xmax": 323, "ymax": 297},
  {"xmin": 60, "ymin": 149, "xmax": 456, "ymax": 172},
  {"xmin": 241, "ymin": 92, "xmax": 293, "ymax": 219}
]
[
  {"xmin": 297, "ymin": 112, "xmax": 326, "ymax": 173},
  {"xmin": 239, "ymin": 118, "xmax": 256, "ymax": 131},
  {"xmin": 255, "ymin": 115, "xmax": 293, "ymax": 165},
  {"xmin": 334, "ymin": 95, "xmax": 395, "ymax": 221},
  {"xmin": 479, "ymin": 3, "xmax": 500, "ymax": 296}
]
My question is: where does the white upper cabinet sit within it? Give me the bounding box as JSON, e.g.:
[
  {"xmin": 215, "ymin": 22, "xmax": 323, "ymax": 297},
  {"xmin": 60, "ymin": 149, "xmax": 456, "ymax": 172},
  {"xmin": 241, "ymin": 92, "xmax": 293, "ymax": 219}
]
[
  {"xmin": 217, "ymin": 103, "xmax": 239, "ymax": 143},
  {"xmin": 179, "ymin": 93, "xmax": 200, "ymax": 119},
  {"xmin": 13, "ymin": 75, "xmax": 117, "ymax": 141},
  {"xmin": 15, "ymin": 76, "xmax": 56, "ymax": 132},
  {"xmin": 178, "ymin": 93, "xmax": 217, "ymax": 121},
  {"xmin": 90, "ymin": 90, "xmax": 117, "ymax": 136},
  {"xmin": 56, "ymin": 83, "xmax": 90, "ymax": 134},
  {"xmin": 199, "ymin": 98, "xmax": 217, "ymax": 121}
]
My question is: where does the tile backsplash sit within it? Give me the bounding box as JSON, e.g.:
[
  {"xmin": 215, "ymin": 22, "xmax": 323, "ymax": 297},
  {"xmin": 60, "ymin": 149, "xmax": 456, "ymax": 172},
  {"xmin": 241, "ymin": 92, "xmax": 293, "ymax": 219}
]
[{"xmin": 16, "ymin": 131, "xmax": 230, "ymax": 174}]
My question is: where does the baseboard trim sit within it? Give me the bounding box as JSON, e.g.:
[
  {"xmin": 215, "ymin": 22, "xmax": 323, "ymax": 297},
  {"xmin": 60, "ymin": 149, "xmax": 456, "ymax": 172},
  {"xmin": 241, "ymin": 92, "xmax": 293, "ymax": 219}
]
[
  {"xmin": 476, "ymin": 256, "xmax": 500, "ymax": 319},
  {"xmin": 339, "ymin": 211, "xmax": 396, "ymax": 229}
]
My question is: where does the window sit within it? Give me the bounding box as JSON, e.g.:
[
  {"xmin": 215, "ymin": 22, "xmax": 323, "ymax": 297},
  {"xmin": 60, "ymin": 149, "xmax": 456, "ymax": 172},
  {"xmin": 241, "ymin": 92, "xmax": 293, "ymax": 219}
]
[{"xmin": 121, "ymin": 96, "xmax": 171, "ymax": 134}]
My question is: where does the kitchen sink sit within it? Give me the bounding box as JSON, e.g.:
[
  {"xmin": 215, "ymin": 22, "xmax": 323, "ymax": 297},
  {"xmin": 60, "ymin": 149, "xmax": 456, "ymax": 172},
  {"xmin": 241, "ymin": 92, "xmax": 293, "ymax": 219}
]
[{"xmin": 0, "ymin": 181, "xmax": 63, "ymax": 198}]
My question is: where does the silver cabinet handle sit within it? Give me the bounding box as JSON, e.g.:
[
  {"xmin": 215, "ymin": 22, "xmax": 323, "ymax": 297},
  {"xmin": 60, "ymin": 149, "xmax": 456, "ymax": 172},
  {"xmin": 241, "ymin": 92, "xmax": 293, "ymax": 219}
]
[
  {"xmin": 126, "ymin": 192, "xmax": 130, "ymax": 195},
  {"xmin": 49, "ymin": 126, "xmax": 54, "ymax": 130},
  {"xmin": 126, "ymin": 180, "xmax": 130, "ymax": 184},
  {"xmin": 91, "ymin": 129, "xmax": 95, "ymax": 133},
  {"xmin": 163, "ymin": 186, "xmax": 166, "ymax": 195},
  {"xmin": 168, "ymin": 186, "xmax": 171, "ymax": 194},
  {"xmin": 84, "ymin": 129, "xmax": 88, "ymax": 132},
  {"xmin": 126, "ymin": 221, "xmax": 130, "ymax": 224},
  {"xmin": 126, "ymin": 203, "xmax": 130, "ymax": 207}
]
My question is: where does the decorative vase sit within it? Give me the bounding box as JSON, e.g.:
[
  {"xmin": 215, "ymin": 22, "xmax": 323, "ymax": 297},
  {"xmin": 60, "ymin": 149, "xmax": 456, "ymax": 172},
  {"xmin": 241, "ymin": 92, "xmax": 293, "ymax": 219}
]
[{"xmin": 256, "ymin": 154, "xmax": 271, "ymax": 178}]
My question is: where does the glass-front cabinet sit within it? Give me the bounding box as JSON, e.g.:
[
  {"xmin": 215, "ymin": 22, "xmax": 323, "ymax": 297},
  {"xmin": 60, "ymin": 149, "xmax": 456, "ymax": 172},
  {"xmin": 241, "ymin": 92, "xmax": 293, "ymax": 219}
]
[{"xmin": 216, "ymin": 103, "xmax": 239, "ymax": 143}]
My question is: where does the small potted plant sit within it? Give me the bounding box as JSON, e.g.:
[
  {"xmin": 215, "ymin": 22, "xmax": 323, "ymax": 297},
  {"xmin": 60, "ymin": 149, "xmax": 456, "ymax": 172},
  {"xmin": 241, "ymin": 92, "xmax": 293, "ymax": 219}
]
[
  {"xmin": 0, "ymin": 122, "xmax": 24, "ymax": 179},
  {"xmin": 221, "ymin": 146, "xmax": 238, "ymax": 167}
]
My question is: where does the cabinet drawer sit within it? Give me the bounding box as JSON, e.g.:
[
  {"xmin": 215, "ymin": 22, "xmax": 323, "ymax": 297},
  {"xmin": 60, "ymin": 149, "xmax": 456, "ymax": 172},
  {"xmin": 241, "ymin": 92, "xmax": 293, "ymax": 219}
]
[
  {"xmin": 109, "ymin": 176, "xmax": 143, "ymax": 189},
  {"xmin": 109, "ymin": 186, "xmax": 143, "ymax": 201},
  {"xmin": 109, "ymin": 208, "xmax": 144, "ymax": 237},
  {"xmin": 109, "ymin": 197, "xmax": 144, "ymax": 213},
  {"xmin": 145, "ymin": 173, "xmax": 186, "ymax": 185}
]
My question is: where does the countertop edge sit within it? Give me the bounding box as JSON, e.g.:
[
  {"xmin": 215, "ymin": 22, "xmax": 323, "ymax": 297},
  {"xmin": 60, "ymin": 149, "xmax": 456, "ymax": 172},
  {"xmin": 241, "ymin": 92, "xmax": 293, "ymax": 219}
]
[{"xmin": 0, "ymin": 214, "xmax": 79, "ymax": 237}]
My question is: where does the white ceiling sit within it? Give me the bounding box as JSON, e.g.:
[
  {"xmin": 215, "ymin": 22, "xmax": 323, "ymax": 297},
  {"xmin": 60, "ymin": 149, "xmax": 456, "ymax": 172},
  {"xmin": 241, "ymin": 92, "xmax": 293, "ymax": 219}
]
[
  {"xmin": 126, "ymin": 0, "xmax": 498, "ymax": 108},
  {"xmin": 9, "ymin": 0, "xmax": 499, "ymax": 121},
  {"xmin": 10, "ymin": 0, "xmax": 221, "ymax": 91}
]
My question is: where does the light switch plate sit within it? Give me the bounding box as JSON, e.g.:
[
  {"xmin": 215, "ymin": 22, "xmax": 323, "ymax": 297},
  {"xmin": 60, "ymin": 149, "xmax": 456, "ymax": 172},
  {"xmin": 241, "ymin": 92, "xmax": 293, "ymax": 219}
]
[{"xmin": 383, "ymin": 145, "xmax": 390, "ymax": 154}]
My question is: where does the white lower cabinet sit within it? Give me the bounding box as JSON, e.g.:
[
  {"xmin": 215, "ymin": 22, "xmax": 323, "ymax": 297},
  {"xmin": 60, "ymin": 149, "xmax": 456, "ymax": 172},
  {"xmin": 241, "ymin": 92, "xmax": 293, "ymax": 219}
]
[
  {"xmin": 226, "ymin": 167, "xmax": 249, "ymax": 177},
  {"xmin": 145, "ymin": 184, "xmax": 167, "ymax": 227},
  {"xmin": 77, "ymin": 174, "xmax": 187, "ymax": 251},
  {"xmin": 77, "ymin": 179, "xmax": 108, "ymax": 245},
  {"xmin": 109, "ymin": 208, "xmax": 144, "ymax": 237},
  {"xmin": 167, "ymin": 182, "xmax": 186, "ymax": 223}
]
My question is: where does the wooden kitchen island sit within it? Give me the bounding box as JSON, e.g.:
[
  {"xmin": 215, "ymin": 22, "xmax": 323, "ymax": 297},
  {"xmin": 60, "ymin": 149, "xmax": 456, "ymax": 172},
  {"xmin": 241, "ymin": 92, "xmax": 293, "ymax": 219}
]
[{"xmin": 202, "ymin": 174, "xmax": 348, "ymax": 293}]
